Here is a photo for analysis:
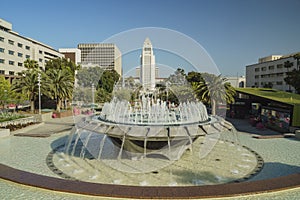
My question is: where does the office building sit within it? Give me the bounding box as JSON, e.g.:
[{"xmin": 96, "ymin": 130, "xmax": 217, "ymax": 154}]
[
  {"xmin": 246, "ymin": 53, "xmax": 299, "ymax": 92},
  {"xmin": 139, "ymin": 38, "xmax": 156, "ymax": 91},
  {"xmin": 77, "ymin": 43, "xmax": 122, "ymax": 76},
  {"xmin": 0, "ymin": 18, "xmax": 63, "ymax": 83}
]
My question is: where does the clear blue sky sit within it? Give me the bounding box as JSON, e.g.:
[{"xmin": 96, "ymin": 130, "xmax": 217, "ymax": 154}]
[{"xmin": 1, "ymin": 0, "xmax": 300, "ymax": 77}]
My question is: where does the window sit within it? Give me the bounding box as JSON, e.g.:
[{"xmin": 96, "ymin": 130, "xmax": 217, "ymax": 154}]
[
  {"xmin": 39, "ymin": 50, "xmax": 43, "ymax": 54},
  {"xmin": 17, "ymin": 43, "xmax": 23, "ymax": 48},
  {"xmin": 261, "ymin": 67, "xmax": 267, "ymax": 71},
  {"xmin": 0, "ymin": 59, "xmax": 4, "ymax": 63},
  {"xmin": 39, "ymin": 58, "xmax": 43, "ymax": 62},
  {"xmin": 268, "ymin": 65, "xmax": 274, "ymax": 70},
  {"xmin": 255, "ymin": 75, "xmax": 259, "ymax": 79},
  {"xmin": 277, "ymin": 64, "xmax": 283, "ymax": 69},
  {"xmin": 9, "ymin": 60, "xmax": 14, "ymax": 65},
  {"xmin": 18, "ymin": 62, "xmax": 23, "ymax": 67},
  {"xmin": 0, "ymin": 48, "xmax": 4, "ymax": 53},
  {"xmin": 255, "ymin": 68, "xmax": 260, "ymax": 72},
  {"xmin": 9, "ymin": 71, "xmax": 14, "ymax": 75},
  {"xmin": 18, "ymin": 52, "xmax": 23, "ymax": 57},
  {"xmin": 8, "ymin": 50, "xmax": 14, "ymax": 55},
  {"xmin": 0, "ymin": 70, "xmax": 4, "ymax": 74},
  {"xmin": 277, "ymin": 81, "xmax": 283, "ymax": 85},
  {"xmin": 26, "ymin": 55, "xmax": 30, "ymax": 59},
  {"xmin": 25, "ymin": 46, "xmax": 30, "ymax": 50},
  {"xmin": 8, "ymin": 40, "xmax": 14, "ymax": 45},
  {"xmin": 0, "ymin": 37, "xmax": 4, "ymax": 42}
]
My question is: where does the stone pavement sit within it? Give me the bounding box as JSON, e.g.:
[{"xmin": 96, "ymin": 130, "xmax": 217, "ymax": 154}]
[{"xmin": 12, "ymin": 116, "xmax": 75, "ymax": 137}]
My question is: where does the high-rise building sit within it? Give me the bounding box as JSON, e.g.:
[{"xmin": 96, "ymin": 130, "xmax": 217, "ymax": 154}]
[
  {"xmin": 140, "ymin": 38, "xmax": 156, "ymax": 91},
  {"xmin": 246, "ymin": 53, "xmax": 299, "ymax": 92},
  {"xmin": 58, "ymin": 48, "xmax": 81, "ymax": 65},
  {"xmin": 0, "ymin": 18, "xmax": 63, "ymax": 83},
  {"xmin": 77, "ymin": 43, "xmax": 122, "ymax": 76}
]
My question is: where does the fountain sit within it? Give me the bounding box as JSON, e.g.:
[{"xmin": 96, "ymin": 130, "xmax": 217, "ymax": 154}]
[{"xmin": 55, "ymin": 94, "xmax": 262, "ymax": 186}]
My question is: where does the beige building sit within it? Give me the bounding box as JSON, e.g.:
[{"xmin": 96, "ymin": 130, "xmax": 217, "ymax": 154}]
[
  {"xmin": 78, "ymin": 43, "xmax": 122, "ymax": 76},
  {"xmin": 246, "ymin": 53, "xmax": 299, "ymax": 92},
  {"xmin": 0, "ymin": 18, "xmax": 63, "ymax": 83}
]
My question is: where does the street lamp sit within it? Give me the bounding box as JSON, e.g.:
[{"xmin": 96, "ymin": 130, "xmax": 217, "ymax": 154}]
[{"xmin": 37, "ymin": 73, "xmax": 41, "ymax": 115}]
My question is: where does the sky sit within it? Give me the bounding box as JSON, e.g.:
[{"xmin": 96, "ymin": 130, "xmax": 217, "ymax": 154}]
[{"xmin": 1, "ymin": 0, "xmax": 300, "ymax": 77}]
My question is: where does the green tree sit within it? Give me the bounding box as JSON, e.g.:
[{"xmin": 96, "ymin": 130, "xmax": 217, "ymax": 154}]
[
  {"xmin": 76, "ymin": 66, "xmax": 103, "ymax": 87},
  {"xmin": 0, "ymin": 76, "xmax": 11, "ymax": 109},
  {"xmin": 284, "ymin": 69, "xmax": 300, "ymax": 94},
  {"xmin": 193, "ymin": 73, "xmax": 236, "ymax": 115},
  {"xmin": 167, "ymin": 68, "xmax": 187, "ymax": 84},
  {"xmin": 98, "ymin": 70, "xmax": 120, "ymax": 93},
  {"xmin": 24, "ymin": 59, "xmax": 39, "ymax": 70},
  {"xmin": 44, "ymin": 68, "xmax": 74, "ymax": 112},
  {"xmin": 12, "ymin": 70, "xmax": 40, "ymax": 112}
]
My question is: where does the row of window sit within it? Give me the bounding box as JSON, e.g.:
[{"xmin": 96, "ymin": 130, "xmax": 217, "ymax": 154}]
[
  {"xmin": 254, "ymin": 64, "xmax": 285, "ymax": 72},
  {"xmin": 255, "ymin": 73, "xmax": 285, "ymax": 79},
  {"xmin": 0, "ymin": 59, "xmax": 28, "ymax": 66},
  {"xmin": 254, "ymin": 81, "xmax": 283, "ymax": 86},
  {"xmin": 0, "ymin": 48, "xmax": 30, "ymax": 58},
  {"xmin": 0, "ymin": 70, "xmax": 14, "ymax": 75},
  {"xmin": 0, "ymin": 36, "xmax": 31, "ymax": 50}
]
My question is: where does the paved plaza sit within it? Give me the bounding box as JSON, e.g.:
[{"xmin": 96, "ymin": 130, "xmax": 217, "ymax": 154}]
[{"xmin": 0, "ymin": 115, "xmax": 299, "ymax": 199}]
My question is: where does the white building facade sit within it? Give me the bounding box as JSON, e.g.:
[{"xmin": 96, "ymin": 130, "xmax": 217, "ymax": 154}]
[
  {"xmin": 140, "ymin": 38, "xmax": 156, "ymax": 91},
  {"xmin": 246, "ymin": 53, "xmax": 299, "ymax": 92},
  {"xmin": 77, "ymin": 43, "xmax": 122, "ymax": 76},
  {"xmin": 0, "ymin": 18, "xmax": 63, "ymax": 82}
]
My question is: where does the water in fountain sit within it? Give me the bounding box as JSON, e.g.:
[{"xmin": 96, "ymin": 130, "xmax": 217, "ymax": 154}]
[
  {"xmin": 60, "ymin": 95, "xmax": 254, "ymax": 186},
  {"xmin": 100, "ymin": 96, "xmax": 209, "ymax": 125}
]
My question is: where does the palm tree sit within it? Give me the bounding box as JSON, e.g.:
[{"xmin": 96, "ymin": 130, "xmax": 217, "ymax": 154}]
[
  {"xmin": 24, "ymin": 59, "xmax": 39, "ymax": 69},
  {"xmin": 44, "ymin": 68, "xmax": 74, "ymax": 112},
  {"xmin": 194, "ymin": 73, "xmax": 236, "ymax": 116},
  {"xmin": 12, "ymin": 69, "xmax": 40, "ymax": 112}
]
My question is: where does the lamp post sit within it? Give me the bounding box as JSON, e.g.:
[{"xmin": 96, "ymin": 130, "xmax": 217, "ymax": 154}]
[
  {"xmin": 92, "ymin": 83, "xmax": 95, "ymax": 113},
  {"xmin": 37, "ymin": 73, "xmax": 41, "ymax": 115}
]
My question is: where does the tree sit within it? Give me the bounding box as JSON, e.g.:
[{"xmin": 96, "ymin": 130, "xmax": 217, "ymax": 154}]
[
  {"xmin": 293, "ymin": 53, "xmax": 300, "ymax": 70},
  {"xmin": 76, "ymin": 66, "xmax": 104, "ymax": 87},
  {"xmin": 193, "ymin": 73, "xmax": 236, "ymax": 115},
  {"xmin": 44, "ymin": 68, "xmax": 74, "ymax": 112},
  {"xmin": 284, "ymin": 60, "xmax": 294, "ymax": 92},
  {"xmin": 98, "ymin": 69, "xmax": 120, "ymax": 93},
  {"xmin": 24, "ymin": 59, "xmax": 39, "ymax": 69},
  {"xmin": 12, "ymin": 69, "xmax": 40, "ymax": 112},
  {"xmin": 167, "ymin": 68, "xmax": 187, "ymax": 85},
  {"xmin": 284, "ymin": 69, "xmax": 300, "ymax": 94},
  {"xmin": 0, "ymin": 76, "xmax": 11, "ymax": 109}
]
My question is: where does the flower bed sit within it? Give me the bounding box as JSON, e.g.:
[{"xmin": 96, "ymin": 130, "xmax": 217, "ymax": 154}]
[{"xmin": 0, "ymin": 116, "xmax": 39, "ymax": 131}]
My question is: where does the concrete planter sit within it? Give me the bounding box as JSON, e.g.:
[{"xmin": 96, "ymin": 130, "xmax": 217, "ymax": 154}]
[{"xmin": 0, "ymin": 129, "xmax": 10, "ymax": 138}]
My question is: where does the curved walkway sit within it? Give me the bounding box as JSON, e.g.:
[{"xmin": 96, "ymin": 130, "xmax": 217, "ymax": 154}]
[{"xmin": 0, "ymin": 163, "xmax": 299, "ymax": 199}]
